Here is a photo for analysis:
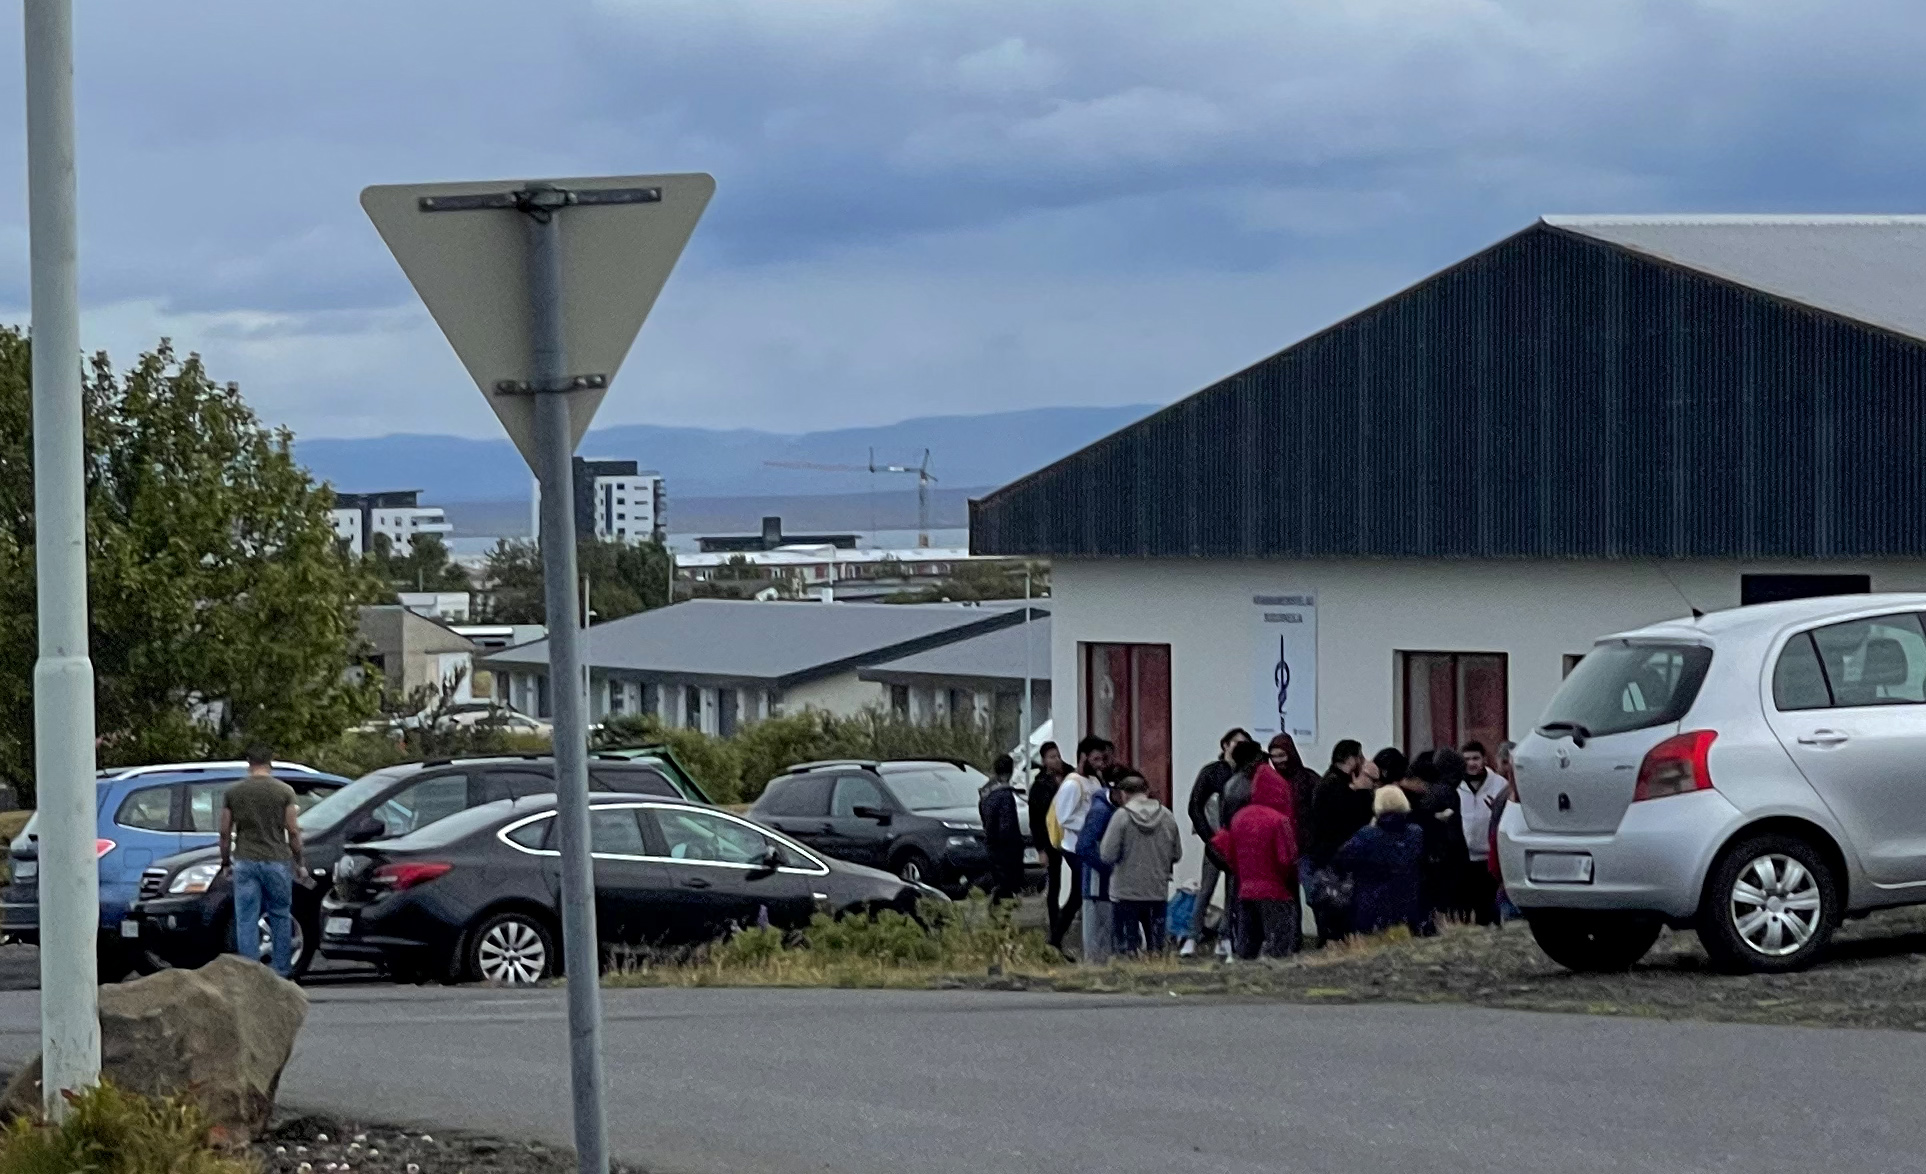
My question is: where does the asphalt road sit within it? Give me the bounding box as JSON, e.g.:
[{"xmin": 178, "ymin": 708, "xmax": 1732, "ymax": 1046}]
[{"xmin": 0, "ymin": 983, "xmax": 1919, "ymax": 1174}]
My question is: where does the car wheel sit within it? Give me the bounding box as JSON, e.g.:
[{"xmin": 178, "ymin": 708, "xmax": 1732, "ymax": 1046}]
[
  {"xmin": 1525, "ymin": 911, "xmax": 1661, "ymax": 972},
  {"xmin": 894, "ymin": 851, "xmax": 934, "ymax": 886},
  {"xmin": 1696, "ymin": 834, "xmax": 1837, "ymax": 974},
  {"xmin": 97, "ymin": 942, "xmax": 135, "ymax": 984},
  {"xmin": 466, "ymin": 911, "xmax": 555, "ymax": 985},
  {"xmin": 248, "ymin": 915, "xmax": 316, "ymax": 980}
]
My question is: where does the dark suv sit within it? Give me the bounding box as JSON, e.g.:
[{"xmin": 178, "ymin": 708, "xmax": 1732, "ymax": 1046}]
[
  {"xmin": 128, "ymin": 749, "xmax": 710, "ymax": 978},
  {"xmin": 748, "ymin": 759, "xmax": 991, "ymax": 891}
]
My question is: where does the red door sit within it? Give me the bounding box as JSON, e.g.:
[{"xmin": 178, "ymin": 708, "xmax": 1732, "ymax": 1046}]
[{"xmin": 1083, "ymin": 643, "xmax": 1173, "ymax": 807}]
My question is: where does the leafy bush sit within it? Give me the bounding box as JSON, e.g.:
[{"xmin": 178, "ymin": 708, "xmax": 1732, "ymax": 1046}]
[
  {"xmin": 0, "ymin": 1082, "xmax": 251, "ymax": 1174},
  {"xmin": 596, "ymin": 708, "xmax": 1002, "ymax": 803}
]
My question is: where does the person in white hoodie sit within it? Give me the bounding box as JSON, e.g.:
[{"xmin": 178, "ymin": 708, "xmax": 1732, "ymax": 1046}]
[
  {"xmin": 1457, "ymin": 740, "xmax": 1507, "ymax": 925},
  {"xmin": 1100, "ymin": 772, "xmax": 1183, "ymax": 955},
  {"xmin": 1052, "ymin": 736, "xmax": 1112, "ymax": 955}
]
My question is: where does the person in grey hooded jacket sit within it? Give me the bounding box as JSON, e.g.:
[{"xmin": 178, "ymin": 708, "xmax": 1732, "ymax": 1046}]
[{"xmin": 1099, "ymin": 772, "xmax": 1183, "ymax": 955}]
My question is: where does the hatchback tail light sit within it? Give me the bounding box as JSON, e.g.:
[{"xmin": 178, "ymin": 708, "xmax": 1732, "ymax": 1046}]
[
  {"xmin": 1634, "ymin": 730, "xmax": 1717, "ymax": 801},
  {"xmin": 370, "ymin": 861, "xmax": 453, "ymax": 891},
  {"xmin": 94, "ymin": 839, "xmax": 115, "ymax": 859}
]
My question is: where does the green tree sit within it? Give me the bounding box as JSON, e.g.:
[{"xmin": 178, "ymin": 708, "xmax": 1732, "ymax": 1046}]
[
  {"xmin": 883, "ymin": 559, "xmax": 1050, "ymax": 604},
  {"xmin": 362, "ymin": 530, "xmax": 470, "ymax": 596},
  {"xmin": 479, "ymin": 536, "xmax": 672, "ymax": 625},
  {"xmin": 0, "ymin": 330, "xmax": 380, "ymax": 797}
]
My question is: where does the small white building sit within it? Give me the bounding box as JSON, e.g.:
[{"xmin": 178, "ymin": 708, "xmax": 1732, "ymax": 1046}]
[
  {"xmin": 482, "ymin": 598, "xmax": 1044, "ymax": 736},
  {"xmin": 972, "ymin": 215, "xmax": 1926, "ymax": 844},
  {"xmin": 398, "ymin": 591, "xmax": 471, "ymax": 623},
  {"xmin": 331, "ymin": 490, "xmax": 452, "ymax": 556}
]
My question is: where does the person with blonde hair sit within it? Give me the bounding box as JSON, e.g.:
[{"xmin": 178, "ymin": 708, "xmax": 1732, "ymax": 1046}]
[{"xmin": 1332, "ymin": 781, "xmax": 1427, "ymax": 937}]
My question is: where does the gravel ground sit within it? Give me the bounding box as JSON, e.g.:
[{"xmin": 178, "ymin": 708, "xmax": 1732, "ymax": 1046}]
[
  {"xmin": 257, "ymin": 1113, "xmax": 637, "ymax": 1174},
  {"xmin": 958, "ymin": 902, "xmax": 1926, "ymax": 1030}
]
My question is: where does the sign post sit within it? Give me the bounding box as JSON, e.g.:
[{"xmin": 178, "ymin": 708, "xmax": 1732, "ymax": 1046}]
[
  {"xmin": 24, "ymin": 0, "xmax": 102, "ymax": 1118},
  {"xmin": 363, "ymin": 174, "xmax": 713, "ymax": 1174}
]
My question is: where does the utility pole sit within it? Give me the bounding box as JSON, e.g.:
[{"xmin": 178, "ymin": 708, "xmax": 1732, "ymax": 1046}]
[
  {"xmin": 24, "ymin": 0, "xmax": 101, "ymax": 1117},
  {"xmin": 1019, "ymin": 565, "xmax": 1033, "ymax": 783}
]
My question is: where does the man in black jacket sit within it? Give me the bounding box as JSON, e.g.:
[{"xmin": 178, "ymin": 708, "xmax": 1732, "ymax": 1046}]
[
  {"xmin": 978, "ymin": 754, "xmax": 1026, "ymax": 902},
  {"xmin": 1180, "ymin": 728, "xmax": 1252, "ymax": 957}
]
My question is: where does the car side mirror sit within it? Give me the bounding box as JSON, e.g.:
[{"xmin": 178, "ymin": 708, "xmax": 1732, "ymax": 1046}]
[
  {"xmin": 851, "ymin": 805, "xmax": 892, "ymax": 826},
  {"xmin": 745, "ymin": 845, "xmax": 783, "ymax": 881},
  {"xmin": 346, "ymin": 813, "xmax": 386, "ymax": 844}
]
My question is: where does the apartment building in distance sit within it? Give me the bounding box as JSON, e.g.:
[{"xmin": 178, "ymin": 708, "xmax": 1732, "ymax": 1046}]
[
  {"xmin": 331, "ymin": 490, "xmax": 452, "ymax": 556},
  {"xmin": 529, "ymin": 457, "xmax": 666, "ymax": 545}
]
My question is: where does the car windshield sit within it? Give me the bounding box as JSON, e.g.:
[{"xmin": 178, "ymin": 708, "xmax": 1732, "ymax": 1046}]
[
  {"xmin": 1539, "ymin": 641, "xmax": 1713, "ymax": 739},
  {"xmin": 299, "ymin": 766, "xmax": 416, "ymax": 834},
  {"xmin": 881, "ymin": 765, "xmax": 988, "ymax": 812}
]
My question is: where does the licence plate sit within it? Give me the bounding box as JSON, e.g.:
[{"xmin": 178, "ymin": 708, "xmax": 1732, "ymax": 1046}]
[
  {"xmin": 1527, "ymin": 852, "xmax": 1595, "ymax": 884},
  {"xmin": 12, "ymin": 861, "xmax": 34, "ymax": 881},
  {"xmin": 1023, "ymin": 848, "xmax": 1040, "ymax": 865},
  {"xmin": 325, "ymin": 916, "xmax": 353, "ymax": 937},
  {"xmin": 119, "ymin": 919, "xmax": 141, "ymax": 939}
]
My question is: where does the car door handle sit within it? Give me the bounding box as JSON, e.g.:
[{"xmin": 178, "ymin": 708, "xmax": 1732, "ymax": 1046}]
[
  {"xmin": 1797, "ymin": 730, "xmax": 1850, "ymax": 747},
  {"xmin": 819, "ymin": 822, "xmax": 834, "ymax": 834},
  {"xmin": 681, "ymin": 876, "xmax": 712, "ymax": 889}
]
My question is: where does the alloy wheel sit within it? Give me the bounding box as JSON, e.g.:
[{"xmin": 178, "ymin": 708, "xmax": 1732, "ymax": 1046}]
[
  {"xmin": 1729, "ymin": 853, "xmax": 1823, "ymax": 957},
  {"xmin": 898, "ymin": 856, "xmax": 924, "ymax": 884},
  {"xmin": 253, "ymin": 916, "xmax": 305, "ymax": 969},
  {"xmin": 477, "ymin": 918, "xmax": 548, "ymax": 984}
]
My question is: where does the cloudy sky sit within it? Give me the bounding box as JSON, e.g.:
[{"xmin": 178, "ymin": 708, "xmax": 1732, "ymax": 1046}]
[{"xmin": 0, "ymin": 0, "xmax": 1919, "ymax": 440}]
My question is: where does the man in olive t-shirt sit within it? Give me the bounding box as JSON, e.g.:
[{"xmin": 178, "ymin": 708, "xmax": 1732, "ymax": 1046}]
[{"xmin": 220, "ymin": 746, "xmax": 306, "ymax": 977}]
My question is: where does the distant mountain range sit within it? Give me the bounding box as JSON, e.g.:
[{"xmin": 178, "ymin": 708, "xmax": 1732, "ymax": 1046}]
[{"xmin": 294, "ymin": 404, "xmax": 1158, "ymax": 504}]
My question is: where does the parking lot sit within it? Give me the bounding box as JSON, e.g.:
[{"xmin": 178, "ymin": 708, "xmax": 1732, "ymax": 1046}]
[{"xmin": 1, "ymin": 978, "xmax": 1922, "ymax": 1174}]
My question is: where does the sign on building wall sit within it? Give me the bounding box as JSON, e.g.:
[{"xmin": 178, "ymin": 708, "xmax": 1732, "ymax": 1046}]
[{"xmin": 1252, "ymin": 593, "xmax": 1317, "ymax": 744}]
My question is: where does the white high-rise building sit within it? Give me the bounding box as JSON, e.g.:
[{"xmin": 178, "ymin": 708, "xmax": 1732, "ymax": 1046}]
[
  {"xmin": 529, "ymin": 458, "xmax": 666, "ymax": 545},
  {"xmin": 331, "ymin": 490, "xmax": 452, "ymax": 556}
]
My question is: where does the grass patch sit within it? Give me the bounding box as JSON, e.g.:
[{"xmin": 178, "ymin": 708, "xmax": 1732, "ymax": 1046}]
[
  {"xmin": 0, "ymin": 1082, "xmax": 251, "ymax": 1174},
  {"xmin": 609, "ymin": 894, "xmax": 1065, "ymax": 988}
]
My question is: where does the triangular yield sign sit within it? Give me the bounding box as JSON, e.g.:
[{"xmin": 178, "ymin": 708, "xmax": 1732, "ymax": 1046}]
[{"xmin": 361, "ymin": 173, "xmax": 714, "ymax": 468}]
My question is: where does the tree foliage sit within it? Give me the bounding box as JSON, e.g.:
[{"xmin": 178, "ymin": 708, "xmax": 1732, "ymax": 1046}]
[
  {"xmin": 480, "ymin": 536, "xmax": 671, "ymax": 624},
  {"xmin": 363, "ymin": 531, "xmax": 470, "ymax": 596},
  {"xmin": 0, "ymin": 330, "xmax": 380, "ymax": 796},
  {"xmin": 883, "ymin": 558, "xmax": 1050, "ymax": 604}
]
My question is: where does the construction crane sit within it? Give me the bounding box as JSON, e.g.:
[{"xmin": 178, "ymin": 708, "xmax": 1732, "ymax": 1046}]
[{"xmin": 763, "ymin": 447, "xmax": 938, "ymax": 547}]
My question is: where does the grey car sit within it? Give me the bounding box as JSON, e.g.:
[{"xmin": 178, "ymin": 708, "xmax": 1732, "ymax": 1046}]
[{"xmin": 1500, "ymin": 593, "xmax": 1926, "ymax": 974}]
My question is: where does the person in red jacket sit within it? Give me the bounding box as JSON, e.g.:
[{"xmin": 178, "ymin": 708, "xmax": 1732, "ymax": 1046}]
[{"xmin": 1211, "ymin": 762, "xmax": 1300, "ymax": 959}]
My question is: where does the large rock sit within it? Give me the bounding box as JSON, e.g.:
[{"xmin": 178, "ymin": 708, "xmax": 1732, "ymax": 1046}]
[{"xmin": 2, "ymin": 954, "xmax": 307, "ymax": 1138}]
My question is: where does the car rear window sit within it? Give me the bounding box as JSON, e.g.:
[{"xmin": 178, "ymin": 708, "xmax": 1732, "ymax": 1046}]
[
  {"xmin": 756, "ymin": 775, "xmax": 831, "ymax": 817},
  {"xmin": 1538, "ymin": 641, "xmax": 1713, "ymax": 739},
  {"xmin": 589, "ymin": 767, "xmax": 678, "ymax": 797}
]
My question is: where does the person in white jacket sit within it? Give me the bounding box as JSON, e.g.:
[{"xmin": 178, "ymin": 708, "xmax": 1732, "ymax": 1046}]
[
  {"xmin": 1051, "ymin": 736, "xmax": 1112, "ymax": 955},
  {"xmin": 1457, "ymin": 740, "xmax": 1507, "ymax": 924}
]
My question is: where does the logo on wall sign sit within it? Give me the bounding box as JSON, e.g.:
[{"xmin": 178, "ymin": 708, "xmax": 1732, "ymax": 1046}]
[{"xmin": 1274, "ymin": 636, "xmax": 1291, "ymax": 731}]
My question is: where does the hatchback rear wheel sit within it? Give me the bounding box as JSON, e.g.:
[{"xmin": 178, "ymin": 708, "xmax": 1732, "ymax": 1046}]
[
  {"xmin": 466, "ymin": 911, "xmax": 555, "ymax": 985},
  {"xmin": 1697, "ymin": 834, "xmax": 1837, "ymax": 974},
  {"xmin": 1525, "ymin": 910, "xmax": 1661, "ymax": 972}
]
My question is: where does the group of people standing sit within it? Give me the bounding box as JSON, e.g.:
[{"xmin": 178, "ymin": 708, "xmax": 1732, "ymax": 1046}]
[
  {"xmin": 1183, "ymin": 729, "xmax": 1518, "ymax": 958},
  {"xmin": 983, "ymin": 728, "xmax": 1518, "ymax": 963}
]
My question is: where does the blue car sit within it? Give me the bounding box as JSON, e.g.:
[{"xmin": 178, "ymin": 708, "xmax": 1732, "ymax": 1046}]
[{"xmin": 1, "ymin": 760, "xmax": 349, "ymax": 980}]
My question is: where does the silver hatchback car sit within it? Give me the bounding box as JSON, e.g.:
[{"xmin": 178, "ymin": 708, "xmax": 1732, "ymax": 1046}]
[{"xmin": 1500, "ymin": 593, "xmax": 1926, "ymax": 974}]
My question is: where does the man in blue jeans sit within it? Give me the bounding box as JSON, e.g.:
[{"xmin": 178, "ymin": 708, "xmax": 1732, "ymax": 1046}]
[{"xmin": 219, "ymin": 745, "xmax": 306, "ymax": 977}]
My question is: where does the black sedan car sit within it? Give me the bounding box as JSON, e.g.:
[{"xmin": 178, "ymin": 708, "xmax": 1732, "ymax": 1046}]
[
  {"xmin": 129, "ymin": 752, "xmax": 705, "ymax": 978},
  {"xmin": 748, "ymin": 759, "xmax": 995, "ymax": 890},
  {"xmin": 320, "ymin": 795, "xmax": 927, "ymax": 983}
]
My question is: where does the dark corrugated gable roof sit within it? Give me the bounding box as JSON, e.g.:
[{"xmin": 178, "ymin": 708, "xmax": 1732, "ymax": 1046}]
[{"xmin": 972, "ymin": 218, "xmax": 1926, "ymax": 561}]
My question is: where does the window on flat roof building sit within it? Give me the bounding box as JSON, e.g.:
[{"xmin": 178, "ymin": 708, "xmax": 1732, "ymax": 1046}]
[{"xmin": 1401, "ymin": 652, "xmax": 1508, "ymax": 759}]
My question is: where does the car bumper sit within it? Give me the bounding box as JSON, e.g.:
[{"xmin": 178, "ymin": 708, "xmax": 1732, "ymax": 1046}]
[
  {"xmin": 1499, "ymin": 789, "xmax": 1741, "ymax": 922},
  {"xmin": 126, "ymin": 895, "xmax": 227, "ymax": 966}
]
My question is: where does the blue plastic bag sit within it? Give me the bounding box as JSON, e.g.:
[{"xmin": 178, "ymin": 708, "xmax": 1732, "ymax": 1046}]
[{"xmin": 1166, "ymin": 890, "xmax": 1197, "ymax": 940}]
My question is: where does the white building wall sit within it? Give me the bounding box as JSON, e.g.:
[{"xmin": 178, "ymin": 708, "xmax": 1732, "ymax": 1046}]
[
  {"xmin": 778, "ymin": 671, "xmax": 888, "ymax": 717},
  {"xmin": 1053, "ymin": 556, "xmax": 1926, "ymax": 882}
]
